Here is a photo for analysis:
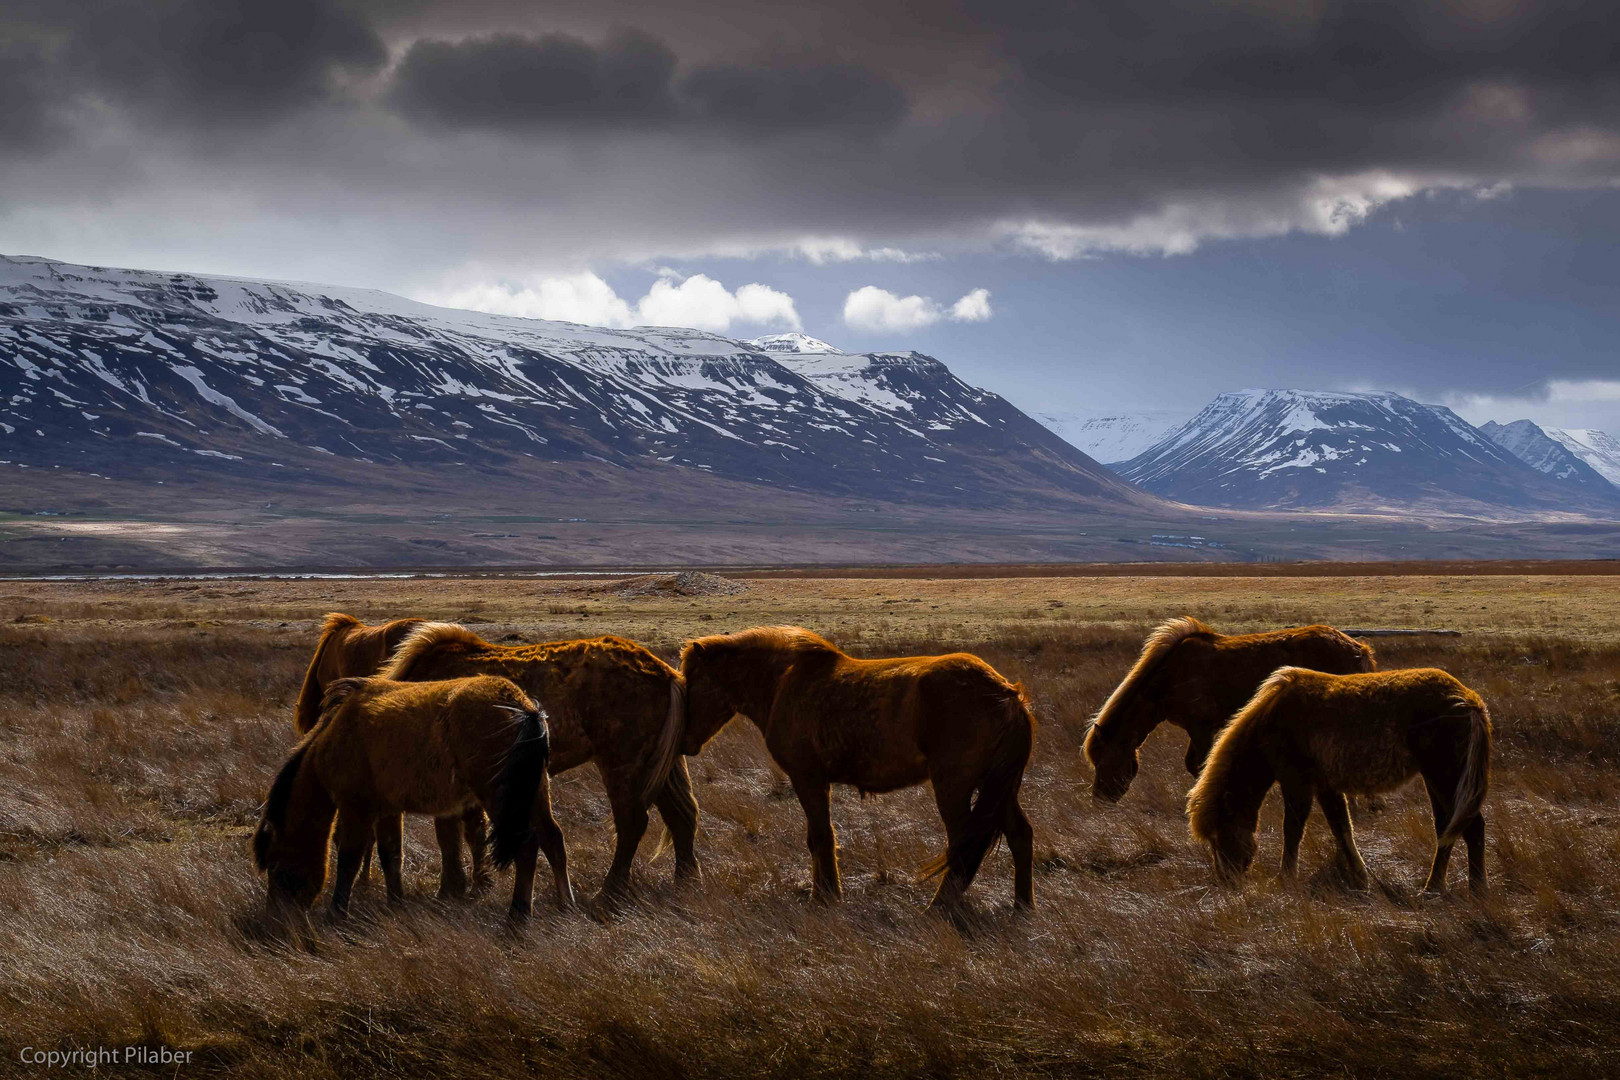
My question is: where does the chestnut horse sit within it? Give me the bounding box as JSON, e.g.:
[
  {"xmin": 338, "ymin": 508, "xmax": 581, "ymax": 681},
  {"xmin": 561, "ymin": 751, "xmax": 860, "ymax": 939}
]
[
  {"xmin": 680, "ymin": 626, "xmax": 1036, "ymax": 910},
  {"xmin": 384, "ymin": 624, "xmax": 694, "ymax": 900},
  {"xmin": 294, "ymin": 613, "xmax": 488, "ymax": 897},
  {"xmin": 1186, "ymin": 667, "xmax": 1491, "ymax": 894},
  {"xmin": 253, "ymin": 675, "xmax": 572, "ymax": 919},
  {"xmin": 1085, "ymin": 617, "xmax": 1374, "ymax": 802}
]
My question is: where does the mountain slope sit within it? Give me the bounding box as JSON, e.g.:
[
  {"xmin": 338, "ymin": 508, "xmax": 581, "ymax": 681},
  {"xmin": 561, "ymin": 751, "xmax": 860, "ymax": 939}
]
[
  {"xmin": 1478, "ymin": 420, "xmax": 1618, "ymax": 491},
  {"xmin": 1119, "ymin": 389, "xmax": 1620, "ymax": 518},
  {"xmin": 0, "ymin": 255, "xmax": 1148, "ymax": 512},
  {"xmin": 1034, "ymin": 411, "xmax": 1191, "ymax": 464},
  {"xmin": 1544, "ymin": 427, "xmax": 1620, "ymax": 487}
]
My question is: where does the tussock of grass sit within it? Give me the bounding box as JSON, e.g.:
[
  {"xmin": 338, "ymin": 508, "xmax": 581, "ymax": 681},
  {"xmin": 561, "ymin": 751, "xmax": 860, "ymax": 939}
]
[{"xmin": 2, "ymin": 580, "xmax": 1619, "ymax": 1076}]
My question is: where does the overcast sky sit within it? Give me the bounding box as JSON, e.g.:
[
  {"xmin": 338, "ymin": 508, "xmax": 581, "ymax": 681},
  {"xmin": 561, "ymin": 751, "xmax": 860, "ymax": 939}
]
[{"xmin": 4, "ymin": 0, "xmax": 1620, "ymax": 429}]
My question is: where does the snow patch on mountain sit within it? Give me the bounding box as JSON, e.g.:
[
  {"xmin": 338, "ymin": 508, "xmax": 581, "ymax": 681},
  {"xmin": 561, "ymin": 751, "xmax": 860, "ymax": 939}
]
[
  {"xmin": 1477, "ymin": 419, "xmax": 1615, "ymax": 489},
  {"xmin": 1034, "ymin": 410, "xmax": 1192, "ymax": 464},
  {"xmin": 1545, "ymin": 427, "xmax": 1620, "ymax": 487},
  {"xmin": 748, "ymin": 332, "xmax": 843, "ymax": 355}
]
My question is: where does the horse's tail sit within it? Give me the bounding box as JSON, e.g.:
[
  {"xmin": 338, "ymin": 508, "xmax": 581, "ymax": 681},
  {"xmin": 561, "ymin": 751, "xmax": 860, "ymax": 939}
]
[
  {"xmin": 491, "ymin": 702, "xmax": 552, "ymax": 870},
  {"xmin": 639, "ymin": 677, "xmax": 687, "ymax": 810},
  {"xmin": 921, "ymin": 684, "xmax": 1035, "ymax": 883},
  {"xmin": 382, "ymin": 621, "xmax": 487, "ymax": 681},
  {"xmin": 294, "ymin": 613, "xmax": 361, "ymax": 733},
  {"xmin": 1440, "ymin": 699, "xmax": 1492, "ymax": 845}
]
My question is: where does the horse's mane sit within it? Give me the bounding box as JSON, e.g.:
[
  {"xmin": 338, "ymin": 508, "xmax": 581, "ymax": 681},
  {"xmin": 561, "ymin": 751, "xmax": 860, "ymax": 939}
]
[
  {"xmin": 1089, "ymin": 616, "xmax": 1215, "ymax": 736},
  {"xmin": 253, "ymin": 736, "xmax": 315, "ymax": 871},
  {"xmin": 382, "ymin": 622, "xmax": 490, "ymax": 680},
  {"xmin": 1186, "ymin": 665, "xmax": 1298, "ymax": 843},
  {"xmin": 293, "ymin": 613, "xmax": 364, "ymax": 733},
  {"xmin": 680, "ymin": 625, "xmax": 843, "ymax": 666}
]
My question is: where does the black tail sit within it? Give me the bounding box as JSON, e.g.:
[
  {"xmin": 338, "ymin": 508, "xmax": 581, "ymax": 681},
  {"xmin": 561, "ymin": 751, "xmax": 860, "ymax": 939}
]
[
  {"xmin": 922, "ymin": 688, "xmax": 1035, "ymax": 883},
  {"xmin": 491, "ymin": 707, "xmax": 551, "ymax": 869}
]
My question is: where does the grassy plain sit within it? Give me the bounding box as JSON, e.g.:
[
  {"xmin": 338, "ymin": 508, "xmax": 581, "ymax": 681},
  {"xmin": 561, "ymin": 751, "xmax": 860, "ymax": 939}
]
[{"xmin": 1, "ymin": 570, "xmax": 1618, "ymax": 1077}]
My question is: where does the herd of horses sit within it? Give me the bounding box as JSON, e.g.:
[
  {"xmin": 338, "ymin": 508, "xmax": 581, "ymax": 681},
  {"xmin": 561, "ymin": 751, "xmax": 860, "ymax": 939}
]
[{"xmin": 253, "ymin": 613, "xmax": 1493, "ymax": 921}]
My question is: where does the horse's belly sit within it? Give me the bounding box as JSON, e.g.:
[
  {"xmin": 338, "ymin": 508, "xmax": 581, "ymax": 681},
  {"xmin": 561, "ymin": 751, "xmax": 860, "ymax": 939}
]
[{"xmin": 1310, "ymin": 731, "xmax": 1417, "ymax": 795}]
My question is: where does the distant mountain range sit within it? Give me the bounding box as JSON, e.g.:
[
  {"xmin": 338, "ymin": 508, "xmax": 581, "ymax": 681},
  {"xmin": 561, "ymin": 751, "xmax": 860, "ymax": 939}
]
[
  {"xmin": 1111, "ymin": 389, "xmax": 1620, "ymax": 518},
  {"xmin": 1480, "ymin": 421, "xmax": 1620, "ymax": 489},
  {"xmin": 1031, "ymin": 411, "xmax": 1191, "ymax": 464},
  {"xmin": 0, "ymin": 255, "xmax": 1145, "ymax": 513}
]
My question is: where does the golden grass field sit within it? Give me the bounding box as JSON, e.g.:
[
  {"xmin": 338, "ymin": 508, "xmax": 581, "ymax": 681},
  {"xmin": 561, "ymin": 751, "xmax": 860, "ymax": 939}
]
[{"xmin": 2, "ymin": 569, "xmax": 1619, "ymax": 1077}]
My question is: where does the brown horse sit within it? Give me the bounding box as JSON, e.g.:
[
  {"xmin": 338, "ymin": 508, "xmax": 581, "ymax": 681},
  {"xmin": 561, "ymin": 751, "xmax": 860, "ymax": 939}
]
[
  {"xmin": 253, "ymin": 675, "xmax": 573, "ymax": 919},
  {"xmin": 295, "ymin": 613, "xmax": 488, "ymax": 897},
  {"xmin": 680, "ymin": 626, "xmax": 1036, "ymax": 910},
  {"xmin": 1085, "ymin": 617, "xmax": 1374, "ymax": 802},
  {"xmin": 1186, "ymin": 667, "xmax": 1491, "ymax": 894},
  {"xmin": 383, "ymin": 624, "xmax": 694, "ymax": 900}
]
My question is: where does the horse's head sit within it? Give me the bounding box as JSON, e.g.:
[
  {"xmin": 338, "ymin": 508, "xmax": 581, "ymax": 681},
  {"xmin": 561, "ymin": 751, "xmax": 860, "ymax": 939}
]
[
  {"xmin": 252, "ymin": 741, "xmax": 334, "ymax": 912},
  {"xmin": 1209, "ymin": 811, "xmax": 1259, "ymax": 883},
  {"xmin": 678, "ymin": 640, "xmax": 740, "ymax": 755},
  {"xmin": 1083, "ymin": 721, "xmax": 1138, "ymax": 804}
]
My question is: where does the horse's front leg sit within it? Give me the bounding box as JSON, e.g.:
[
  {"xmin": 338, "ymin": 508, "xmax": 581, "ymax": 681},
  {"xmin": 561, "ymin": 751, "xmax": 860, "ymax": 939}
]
[
  {"xmin": 433, "ymin": 815, "xmax": 469, "ymax": 900},
  {"xmin": 374, "ymin": 813, "xmax": 406, "ymax": 904},
  {"xmin": 1278, "ymin": 772, "xmax": 1313, "ymax": 879},
  {"xmin": 330, "ymin": 810, "xmax": 374, "ymax": 916},
  {"xmin": 532, "ymin": 775, "xmax": 575, "ymax": 910},
  {"xmin": 1317, "ymin": 787, "xmax": 1370, "ymax": 888},
  {"xmin": 791, "ymin": 774, "xmax": 840, "ymax": 903},
  {"xmin": 1184, "ymin": 729, "xmax": 1215, "ymax": 777}
]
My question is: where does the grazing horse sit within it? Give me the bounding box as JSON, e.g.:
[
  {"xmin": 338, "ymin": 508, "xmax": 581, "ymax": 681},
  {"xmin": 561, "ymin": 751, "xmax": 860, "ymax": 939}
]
[
  {"xmin": 1085, "ymin": 617, "xmax": 1374, "ymax": 802},
  {"xmin": 1186, "ymin": 667, "xmax": 1491, "ymax": 894},
  {"xmin": 383, "ymin": 624, "xmax": 694, "ymax": 900},
  {"xmin": 680, "ymin": 626, "xmax": 1036, "ymax": 910},
  {"xmin": 253, "ymin": 675, "xmax": 573, "ymax": 919},
  {"xmin": 294, "ymin": 613, "xmax": 488, "ymax": 897}
]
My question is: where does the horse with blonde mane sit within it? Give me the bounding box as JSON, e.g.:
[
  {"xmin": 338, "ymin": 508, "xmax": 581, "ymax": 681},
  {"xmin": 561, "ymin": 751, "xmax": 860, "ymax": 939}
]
[
  {"xmin": 680, "ymin": 626, "xmax": 1036, "ymax": 910},
  {"xmin": 383, "ymin": 624, "xmax": 693, "ymax": 901},
  {"xmin": 253, "ymin": 675, "xmax": 573, "ymax": 919},
  {"xmin": 295, "ymin": 613, "xmax": 488, "ymax": 897},
  {"xmin": 1186, "ymin": 667, "xmax": 1491, "ymax": 894},
  {"xmin": 1085, "ymin": 617, "xmax": 1374, "ymax": 802}
]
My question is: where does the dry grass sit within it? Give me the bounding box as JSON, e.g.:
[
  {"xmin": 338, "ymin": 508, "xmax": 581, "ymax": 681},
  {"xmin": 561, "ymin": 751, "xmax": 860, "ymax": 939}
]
[{"xmin": 2, "ymin": 576, "xmax": 1620, "ymax": 1077}]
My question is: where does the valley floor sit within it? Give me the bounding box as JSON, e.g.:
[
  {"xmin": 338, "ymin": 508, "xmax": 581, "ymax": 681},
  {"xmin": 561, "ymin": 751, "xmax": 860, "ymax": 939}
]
[{"xmin": 2, "ymin": 572, "xmax": 1619, "ymax": 1077}]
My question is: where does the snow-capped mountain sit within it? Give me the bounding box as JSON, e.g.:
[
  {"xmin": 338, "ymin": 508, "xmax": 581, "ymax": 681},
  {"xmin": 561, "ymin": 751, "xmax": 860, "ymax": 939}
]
[
  {"xmin": 1118, "ymin": 389, "xmax": 1620, "ymax": 518},
  {"xmin": 1544, "ymin": 427, "xmax": 1620, "ymax": 488},
  {"xmin": 1034, "ymin": 411, "xmax": 1191, "ymax": 464},
  {"xmin": 0, "ymin": 255, "xmax": 1142, "ymax": 510},
  {"xmin": 747, "ymin": 332, "xmax": 843, "ymax": 355},
  {"xmin": 1478, "ymin": 420, "xmax": 1618, "ymax": 491}
]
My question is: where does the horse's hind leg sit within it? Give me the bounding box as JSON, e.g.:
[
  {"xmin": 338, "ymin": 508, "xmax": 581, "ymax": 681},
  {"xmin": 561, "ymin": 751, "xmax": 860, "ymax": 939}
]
[
  {"xmin": 791, "ymin": 774, "xmax": 841, "ymax": 903},
  {"xmin": 1004, "ymin": 797, "xmax": 1034, "ymax": 909},
  {"xmin": 1463, "ymin": 812, "xmax": 1487, "ymax": 893},
  {"xmin": 1317, "ymin": 787, "xmax": 1370, "ymax": 888},
  {"xmin": 533, "ymin": 777, "xmax": 575, "ymax": 910},
  {"xmin": 655, "ymin": 757, "xmax": 702, "ymax": 882},
  {"xmin": 433, "ymin": 815, "xmax": 469, "ymax": 900},
  {"xmin": 927, "ymin": 776, "xmax": 974, "ymax": 910},
  {"xmin": 601, "ymin": 771, "xmax": 651, "ymax": 901},
  {"xmin": 463, "ymin": 808, "xmax": 491, "ymax": 894},
  {"xmin": 375, "ymin": 814, "xmax": 405, "ymax": 905},
  {"xmin": 1420, "ymin": 775, "xmax": 1456, "ymax": 895}
]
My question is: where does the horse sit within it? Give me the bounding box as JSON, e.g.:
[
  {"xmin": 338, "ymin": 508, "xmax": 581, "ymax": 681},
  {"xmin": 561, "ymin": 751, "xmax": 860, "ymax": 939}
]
[
  {"xmin": 383, "ymin": 624, "xmax": 694, "ymax": 901},
  {"xmin": 252, "ymin": 675, "xmax": 573, "ymax": 919},
  {"xmin": 1085, "ymin": 617, "xmax": 1374, "ymax": 802},
  {"xmin": 294, "ymin": 613, "xmax": 489, "ymax": 898},
  {"xmin": 680, "ymin": 626, "xmax": 1036, "ymax": 910},
  {"xmin": 1185, "ymin": 666, "xmax": 1491, "ymax": 894}
]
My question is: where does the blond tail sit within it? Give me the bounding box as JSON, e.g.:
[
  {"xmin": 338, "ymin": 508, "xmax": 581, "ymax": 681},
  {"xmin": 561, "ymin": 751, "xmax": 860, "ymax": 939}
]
[
  {"xmin": 1440, "ymin": 705, "xmax": 1491, "ymax": 845},
  {"xmin": 639, "ymin": 678, "xmax": 687, "ymax": 809}
]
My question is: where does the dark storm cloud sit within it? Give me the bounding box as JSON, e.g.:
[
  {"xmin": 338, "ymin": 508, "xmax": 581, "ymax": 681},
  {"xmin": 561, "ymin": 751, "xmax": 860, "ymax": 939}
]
[
  {"xmin": 679, "ymin": 62, "xmax": 907, "ymax": 132},
  {"xmin": 10, "ymin": 0, "xmax": 1620, "ymax": 284},
  {"xmin": 390, "ymin": 29, "xmax": 678, "ymax": 125},
  {"xmin": 388, "ymin": 28, "xmax": 906, "ymax": 134},
  {"xmin": 51, "ymin": 0, "xmax": 386, "ymax": 123}
]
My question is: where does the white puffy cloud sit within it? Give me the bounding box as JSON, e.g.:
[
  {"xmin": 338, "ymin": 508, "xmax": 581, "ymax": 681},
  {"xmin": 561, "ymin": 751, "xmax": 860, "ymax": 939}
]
[
  {"xmin": 842, "ymin": 285, "xmax": 994, "ymax": 333},
  {"xmin": 794, "ymin": 237, "xmax": 938, "ymax": 264},
  {"xmin": 429, "ymin": 272, "xmax": 634, "ymax": 326},
  {"xmin": 949, "ymin": 287, "xmax": 993, "ymax": 322},
  {"xmin": 422, "ymin": 270, "xmax": 800, "ymax": 332},
  {"xmin": 635, "ymin": 273, "xmax": 800, "ymax": 332}
]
